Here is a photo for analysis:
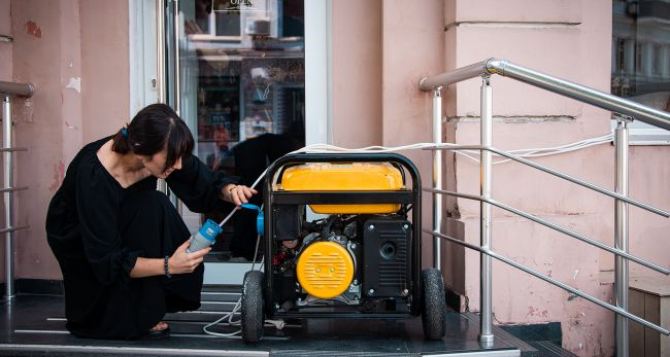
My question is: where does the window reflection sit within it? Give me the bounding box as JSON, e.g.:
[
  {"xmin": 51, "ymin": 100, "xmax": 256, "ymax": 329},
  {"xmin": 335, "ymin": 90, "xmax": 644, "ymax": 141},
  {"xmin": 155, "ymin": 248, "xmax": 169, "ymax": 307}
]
[
  {"xmin": 180, "ymin": 0, "xmax": 306, "ymax": 258},
  {"xmin": 182, "ymin": 0, "xmax": 305, "ymax": 168},
  {"xmin": 612, "ymin": 0, "xmax": 670, "ymax": 112}
]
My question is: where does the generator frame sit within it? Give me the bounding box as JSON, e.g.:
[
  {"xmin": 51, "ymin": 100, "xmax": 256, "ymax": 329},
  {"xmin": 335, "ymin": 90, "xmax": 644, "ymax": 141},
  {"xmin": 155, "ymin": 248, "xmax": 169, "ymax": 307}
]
[{"xmin": 262, "ymin": 152, "xmax": 423, "ymax": 319}]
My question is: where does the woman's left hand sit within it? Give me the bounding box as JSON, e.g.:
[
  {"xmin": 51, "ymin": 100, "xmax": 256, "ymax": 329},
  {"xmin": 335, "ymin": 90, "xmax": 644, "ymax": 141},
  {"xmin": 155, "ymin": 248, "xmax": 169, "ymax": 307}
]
[{"xmin": 222, "ymin": 184, "xmax": 257, "ymax": 206}]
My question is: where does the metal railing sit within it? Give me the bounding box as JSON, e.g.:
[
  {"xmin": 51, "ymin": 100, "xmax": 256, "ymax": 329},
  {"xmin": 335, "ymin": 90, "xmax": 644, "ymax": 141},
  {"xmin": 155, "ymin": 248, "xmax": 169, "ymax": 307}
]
[
  {"xmin": 419, "ymin": 58, "xmax": 670, "ymax": 356},
  {"xmin": 0, "ymin": 80, "xmax": 35, "ymax": 299}
]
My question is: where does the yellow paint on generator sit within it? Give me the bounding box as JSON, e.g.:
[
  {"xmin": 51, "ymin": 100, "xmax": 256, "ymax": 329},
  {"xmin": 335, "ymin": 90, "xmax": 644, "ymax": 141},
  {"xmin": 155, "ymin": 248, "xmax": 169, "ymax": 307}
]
[
  {"xmin": 296, "ymin": 241, "xmax": 355, "ymax": 299},
  {"xmin": 279, "ymin": 162, "xmax": 404, "ymax": 214}
]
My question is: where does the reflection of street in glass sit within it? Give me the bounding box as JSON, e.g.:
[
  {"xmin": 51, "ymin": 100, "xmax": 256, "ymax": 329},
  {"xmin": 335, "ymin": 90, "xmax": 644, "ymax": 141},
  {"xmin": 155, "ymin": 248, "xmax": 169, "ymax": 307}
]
[
  {"xmin": 243, "ymin": 114, "xmax": 273, "ymax": 139},
  {"xmin": 251, "ymin": 67, "xmax": 271, "ymax": 103}
]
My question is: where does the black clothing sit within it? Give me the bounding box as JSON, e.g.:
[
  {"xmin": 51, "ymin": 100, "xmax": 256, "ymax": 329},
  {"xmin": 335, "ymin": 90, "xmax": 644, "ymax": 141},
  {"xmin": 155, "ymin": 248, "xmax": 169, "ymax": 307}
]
[
  {"xmin": 230, "ymin": 134, "xmax": 300, "ymax": 260},
  {"xmin": 46, "ymin": 137, "xmax": 236, "ymax": 339}
]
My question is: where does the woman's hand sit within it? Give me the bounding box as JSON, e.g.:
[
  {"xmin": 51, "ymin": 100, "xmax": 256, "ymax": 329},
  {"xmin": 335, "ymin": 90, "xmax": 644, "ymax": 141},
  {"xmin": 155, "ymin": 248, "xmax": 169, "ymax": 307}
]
[
  {"xmin": 168, "ymin": 239, "xmax": 211, "ymax": 274},
  {"xmin": 221, "ymin": 184, "xmax": 257, "ymax": 206}
]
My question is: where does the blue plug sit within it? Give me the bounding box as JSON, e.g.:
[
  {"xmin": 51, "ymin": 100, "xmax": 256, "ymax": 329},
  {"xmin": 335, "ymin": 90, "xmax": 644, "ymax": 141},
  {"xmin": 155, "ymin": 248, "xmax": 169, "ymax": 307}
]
[{"xmin": 240, "ymin": 203, "xmax": 264, "ymax": 236}]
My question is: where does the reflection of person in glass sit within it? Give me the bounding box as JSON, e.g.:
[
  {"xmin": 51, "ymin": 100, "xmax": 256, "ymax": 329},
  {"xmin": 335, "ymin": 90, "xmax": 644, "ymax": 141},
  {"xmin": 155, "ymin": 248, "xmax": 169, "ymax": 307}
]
[
  {"xmin": 230, "ymin": 120, "xmax": 305, "ymax": 260},
  {"xmin": 184, "ymin": 0, "xmax": 211, "ymax": 35},
  {"xmin": 206, "ymin": 126, "xmax": 233, "ymax": 172},
  {"xmin": 45, "ymin": 104, "xmax": 256, "ymax": 339}
]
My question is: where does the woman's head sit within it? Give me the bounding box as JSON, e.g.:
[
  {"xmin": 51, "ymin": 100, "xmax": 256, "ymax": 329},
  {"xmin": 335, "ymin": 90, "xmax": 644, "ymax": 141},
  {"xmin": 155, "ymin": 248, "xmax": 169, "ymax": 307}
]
[{"xmin": 112, "ymin": 103, "xmax": 194, "ymax": 177}]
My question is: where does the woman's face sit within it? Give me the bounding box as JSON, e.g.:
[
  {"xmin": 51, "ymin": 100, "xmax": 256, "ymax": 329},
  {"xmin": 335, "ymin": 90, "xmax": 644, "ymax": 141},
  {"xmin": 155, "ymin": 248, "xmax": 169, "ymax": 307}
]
[{"xmin": 142, "ymin": 148, "xmax": 183, "ymax": 179}]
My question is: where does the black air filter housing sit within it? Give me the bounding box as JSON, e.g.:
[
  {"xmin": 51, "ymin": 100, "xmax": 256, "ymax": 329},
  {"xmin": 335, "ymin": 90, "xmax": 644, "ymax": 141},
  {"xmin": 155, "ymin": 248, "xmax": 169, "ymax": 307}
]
[{"xmin": 362, "ymin": 217, "xmax": 411, "ymax": 298}]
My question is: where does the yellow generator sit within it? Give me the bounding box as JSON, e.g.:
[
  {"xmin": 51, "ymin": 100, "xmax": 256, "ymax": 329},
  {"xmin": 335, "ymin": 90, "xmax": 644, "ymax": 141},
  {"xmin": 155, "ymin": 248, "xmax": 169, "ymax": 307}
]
[{"xmin": 240, "ymin": 153, "xmax": 446, "ymax": 343}]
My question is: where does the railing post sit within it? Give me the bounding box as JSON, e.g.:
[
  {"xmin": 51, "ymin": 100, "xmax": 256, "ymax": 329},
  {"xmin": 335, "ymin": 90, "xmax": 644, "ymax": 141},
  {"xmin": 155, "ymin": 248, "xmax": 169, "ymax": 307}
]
[
  {"xmin": 433, "ymin": 88, "xmax": 443, "ymax": 269},
  {"xmin": 2, "ymin": 95, "xmax": 14, "ymax": 299},
  {"xmin": 480, "ymin": 76, "xmax": 494, "ymax": 346},
  {"xmin": 615, "ymin": 118, "xmax": 630, "ymax": 357}
]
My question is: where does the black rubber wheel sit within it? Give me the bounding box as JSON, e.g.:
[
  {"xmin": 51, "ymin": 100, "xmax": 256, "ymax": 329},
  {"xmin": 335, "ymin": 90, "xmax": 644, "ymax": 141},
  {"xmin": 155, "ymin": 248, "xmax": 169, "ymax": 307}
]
[
  {"xmin": 241, "ymin": 270, "xmax": 265, "ymax": 343},
  {"xmin": 421, "ymin": 268, "xmax": 446, "ymax": 340}
]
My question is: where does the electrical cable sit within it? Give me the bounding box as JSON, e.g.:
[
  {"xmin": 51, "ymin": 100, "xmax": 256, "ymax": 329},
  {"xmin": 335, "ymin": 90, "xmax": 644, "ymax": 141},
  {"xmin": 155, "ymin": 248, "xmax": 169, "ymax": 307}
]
[
  {"xmin": 291, "ymin": 133, "xmax": 613, "ymax": 165},
  {"xmin": 202, "ymin": 168, "xmax": 286, "ymax": 337}
]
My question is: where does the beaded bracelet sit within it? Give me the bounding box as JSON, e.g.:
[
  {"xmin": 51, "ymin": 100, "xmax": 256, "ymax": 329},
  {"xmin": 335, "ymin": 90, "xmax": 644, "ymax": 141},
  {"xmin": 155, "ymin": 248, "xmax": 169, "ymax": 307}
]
[{"xmin": 164, "ymin": 256, "xmax": 171, "ymax": 278}]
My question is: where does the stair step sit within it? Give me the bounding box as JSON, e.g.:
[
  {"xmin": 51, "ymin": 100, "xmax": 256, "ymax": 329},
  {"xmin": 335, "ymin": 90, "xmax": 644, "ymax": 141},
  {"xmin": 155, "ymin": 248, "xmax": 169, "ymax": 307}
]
[
  {"xmin": 200, "ymin": 291, "xmax": 241, "ymax": 303},
  {"xmin": 202, "ymin": 284, "xmax": 242, "ymax": 294},
  {"xmin": 199, "ymin": 300, "xmax": 239, "ymax": 312},
  {"xmin": 164, "ymin": 310, "xmax": 238, "ymax": 322}
]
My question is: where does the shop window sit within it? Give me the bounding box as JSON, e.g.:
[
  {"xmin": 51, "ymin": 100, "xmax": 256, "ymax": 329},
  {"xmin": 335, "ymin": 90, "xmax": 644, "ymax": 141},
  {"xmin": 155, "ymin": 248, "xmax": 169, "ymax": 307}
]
[
  {"xmin": 612, "ymin": 0, "xmax": 670, "ymax": 144},
  {"xmin": 181, "ymin": 0, "xmax": 306, "ymax": 258}
]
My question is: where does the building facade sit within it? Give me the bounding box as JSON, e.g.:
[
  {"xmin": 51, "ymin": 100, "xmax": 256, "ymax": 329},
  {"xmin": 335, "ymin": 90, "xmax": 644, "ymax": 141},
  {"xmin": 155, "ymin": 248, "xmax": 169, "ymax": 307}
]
[{"xmin": 1, "ymin": 0, "xmax": 669, "ymax": 355}]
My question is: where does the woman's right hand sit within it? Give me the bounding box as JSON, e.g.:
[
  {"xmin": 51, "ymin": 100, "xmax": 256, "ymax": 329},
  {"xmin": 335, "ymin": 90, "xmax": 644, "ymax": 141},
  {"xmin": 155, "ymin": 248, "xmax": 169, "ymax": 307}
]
[{"xmin": 168, "ymin": 239, "xmax": 211, "ymax": 274}]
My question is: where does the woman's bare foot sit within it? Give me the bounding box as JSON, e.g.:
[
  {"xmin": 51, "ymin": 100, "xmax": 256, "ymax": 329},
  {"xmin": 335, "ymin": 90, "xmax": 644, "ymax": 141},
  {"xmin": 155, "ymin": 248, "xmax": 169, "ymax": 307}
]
[{"xmin": 149, "ymin": 321, "xmax": 169, "ymax": 332}]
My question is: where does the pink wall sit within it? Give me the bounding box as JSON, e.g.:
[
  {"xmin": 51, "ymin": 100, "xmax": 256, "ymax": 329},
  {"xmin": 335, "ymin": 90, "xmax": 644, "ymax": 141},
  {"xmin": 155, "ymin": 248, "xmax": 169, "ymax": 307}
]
[
  {"xmin": 79, "ymin": 0, "xmax": 129, "ymax": 143},
  {"xmin": 448, "ymin": 0, "xmax": 618, "ymax": 355},
  {"xmin": 331, "ymin": 0, "xmax": 669, "ymax": 355},
  {"xmin": 381, "ymin": 0, "xmax": 445, "ymax": 269},
  {"xmin": 331, "ymin": 0, "xmax": 382, "ymax": 148},
  {"xmin": 447, "ymin": 0, "xmax": 669, "ymax": 355},
  {"xmin": 10, "ymin": 0, "xmax": 129, "ymax": 280},
  {"xmin": 0, "ymin": 0, "xmax": 10, "ymax": 81}
]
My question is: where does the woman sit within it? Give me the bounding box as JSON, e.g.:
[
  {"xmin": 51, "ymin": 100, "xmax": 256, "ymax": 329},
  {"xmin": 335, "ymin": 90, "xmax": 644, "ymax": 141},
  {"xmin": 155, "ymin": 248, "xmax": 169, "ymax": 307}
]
[{"xmin": 46, "ymin": 103, "xmax": 256, "ymax": 339}]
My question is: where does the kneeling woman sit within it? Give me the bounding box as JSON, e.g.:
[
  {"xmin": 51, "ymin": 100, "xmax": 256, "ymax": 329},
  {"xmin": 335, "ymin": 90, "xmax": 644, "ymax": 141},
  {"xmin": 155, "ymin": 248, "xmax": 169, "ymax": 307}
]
[{"xmin": 46, "ymin": 104, "xmax": 256, "ymax": 339}]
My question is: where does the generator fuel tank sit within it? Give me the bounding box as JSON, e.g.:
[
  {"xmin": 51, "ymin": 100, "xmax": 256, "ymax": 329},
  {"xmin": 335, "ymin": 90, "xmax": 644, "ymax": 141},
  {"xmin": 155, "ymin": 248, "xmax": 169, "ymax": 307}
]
[{"xmin": 278, "ymin": 162, "xmax": 404, "ymax": 214}]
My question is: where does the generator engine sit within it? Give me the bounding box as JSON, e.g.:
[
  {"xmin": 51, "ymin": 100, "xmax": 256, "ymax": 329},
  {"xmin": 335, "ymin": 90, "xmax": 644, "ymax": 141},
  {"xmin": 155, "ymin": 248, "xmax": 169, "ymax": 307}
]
[{"xmin": 272, "ymin": 213, "xmax": 412, "ymax": 310}]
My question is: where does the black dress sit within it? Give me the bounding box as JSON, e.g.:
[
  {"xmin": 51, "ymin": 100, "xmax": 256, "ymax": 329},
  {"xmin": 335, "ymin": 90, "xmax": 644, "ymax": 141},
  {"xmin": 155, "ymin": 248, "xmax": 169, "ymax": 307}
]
[{"xmin": 45, "ymin": 137, "xmax": 236, "ymax": 339}]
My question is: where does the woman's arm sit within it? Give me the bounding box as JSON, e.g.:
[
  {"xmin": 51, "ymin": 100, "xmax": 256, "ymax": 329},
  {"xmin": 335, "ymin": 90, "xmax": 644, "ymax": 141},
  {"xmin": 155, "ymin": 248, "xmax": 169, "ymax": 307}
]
[
  {"xmin": 130, "ymin": 239, "xmax": 211, "ymax": 278},
  {"xmin": 166, "ymin": 155, "xmax": 237, "ymax": 213},
  {"xmin": 167, "ymin": 155, "xmax": 256, "ymax": 211},
  {"xmin": 219, "ymin": 183, "xmax": 257, "ymax": 206},
  {"xmin": 129, "ymin": 257, "xmax": 164, "ymax": 278}
]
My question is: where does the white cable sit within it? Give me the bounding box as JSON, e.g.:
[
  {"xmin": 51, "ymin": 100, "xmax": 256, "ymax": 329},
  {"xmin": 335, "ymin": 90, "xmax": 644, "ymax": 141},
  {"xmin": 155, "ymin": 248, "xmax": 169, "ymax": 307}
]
[
  {"xmin": 491, "ymin": 134, "xmax": 613, "ymax": 164},
  {"xmin": 204, "ymin": 169, "xmax": 271, "ymax": 337},
  {"xmin": 292, "ymin": 133, "xmax": 614, "ymax": 165}
]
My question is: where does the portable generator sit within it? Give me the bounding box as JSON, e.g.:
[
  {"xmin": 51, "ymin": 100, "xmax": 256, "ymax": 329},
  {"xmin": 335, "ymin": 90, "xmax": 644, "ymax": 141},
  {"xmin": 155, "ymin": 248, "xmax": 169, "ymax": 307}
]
[{"xmin": 240, "ymin": 152, "xmax": 447, "ymax": 343}]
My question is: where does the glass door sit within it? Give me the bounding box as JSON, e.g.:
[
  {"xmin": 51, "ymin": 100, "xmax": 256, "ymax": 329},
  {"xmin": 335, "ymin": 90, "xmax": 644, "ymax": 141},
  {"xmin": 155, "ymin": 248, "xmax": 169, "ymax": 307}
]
[{"xmin": 164, "ymin": 0, "xmax": 306, "ymax": 283}]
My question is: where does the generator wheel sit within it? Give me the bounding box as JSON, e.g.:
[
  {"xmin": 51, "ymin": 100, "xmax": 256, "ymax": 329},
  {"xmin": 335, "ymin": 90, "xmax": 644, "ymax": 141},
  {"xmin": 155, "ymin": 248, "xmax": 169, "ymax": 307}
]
[
  {"xmin": 241, "ymin": 270, "xmax": 265, "ymax": 343},
  {"xmin": 421, "ymin": 268, "xmax": 446, "ymax": 340}
]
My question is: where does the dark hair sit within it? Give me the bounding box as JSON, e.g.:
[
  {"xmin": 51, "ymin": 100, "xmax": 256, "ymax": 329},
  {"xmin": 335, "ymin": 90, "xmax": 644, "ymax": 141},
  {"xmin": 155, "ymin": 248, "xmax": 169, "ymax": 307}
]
[{"xmin": 112, "ymin": 103, "xmax": 194, "ymax": 172}]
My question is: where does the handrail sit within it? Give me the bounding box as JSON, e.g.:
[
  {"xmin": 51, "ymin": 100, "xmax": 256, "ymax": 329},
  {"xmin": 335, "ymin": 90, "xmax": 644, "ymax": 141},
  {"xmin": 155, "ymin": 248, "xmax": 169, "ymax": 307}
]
[
  {"xmin": 425, "ymin": 229, "xmax": 670, "ymax": 336},
  {"xmin": 425, "ymin": 187, "xmax": 670, "ymax": 275},
  {"xmin": 2, "ymin": 83, "xmax": 33, "ymax": 299},
  {"xmin": 0, "ymin": 81, "xmax": 34, "ymax": 97},
  {"xmin": 426, "ymin": 145, "xmax": 670, "ymax": 218},
  {"xmin": 419, "ymin": 58, "xmax": 669, "ymax": 352},
  {"xmin": 419, "ymin": 59, "xmax": 490, "ymax": 89},
  {"xmin": 419, "ymin": 58, "xmax": 670, "ymax": 131}
]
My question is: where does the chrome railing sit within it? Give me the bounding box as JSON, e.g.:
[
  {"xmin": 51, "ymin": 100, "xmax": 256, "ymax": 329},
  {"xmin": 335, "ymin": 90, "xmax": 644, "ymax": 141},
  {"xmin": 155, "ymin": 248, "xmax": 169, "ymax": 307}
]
[
  {"xmin": 0, "ymin": 80, "xmax": 34, "ymax": 299},
  {"xmin": 419, "ymin": 58, "xmax": 670, "ymax": 356}
]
